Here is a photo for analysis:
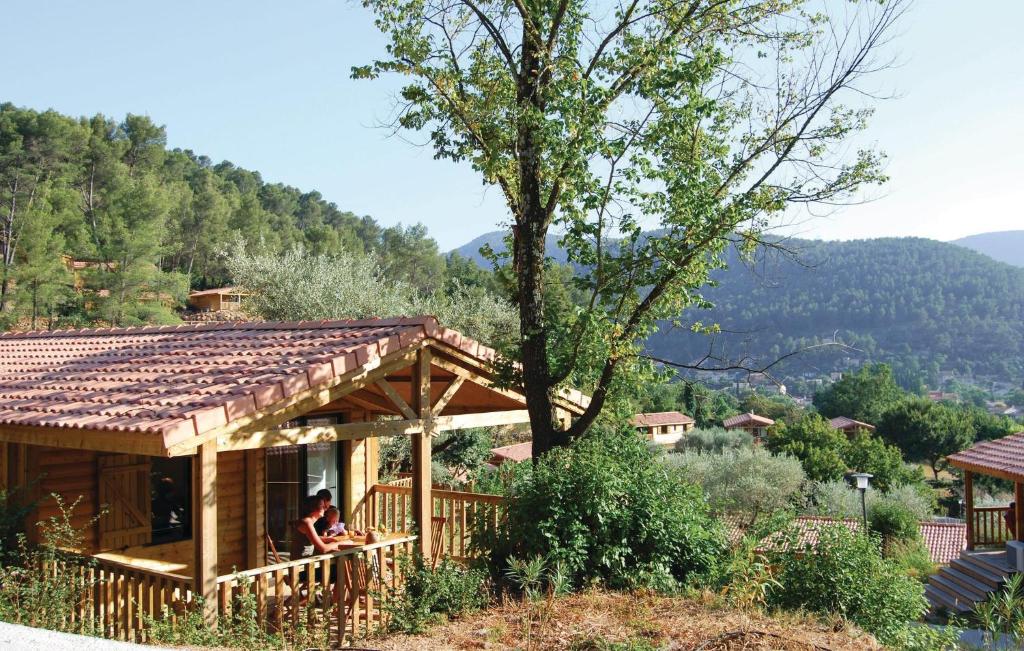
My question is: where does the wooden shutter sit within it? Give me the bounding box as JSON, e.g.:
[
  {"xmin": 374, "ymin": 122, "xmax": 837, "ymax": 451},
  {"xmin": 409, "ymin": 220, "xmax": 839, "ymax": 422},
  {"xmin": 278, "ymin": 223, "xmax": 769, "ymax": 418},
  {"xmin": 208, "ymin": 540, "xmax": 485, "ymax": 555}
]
[{"xmin": 97, "ymin": 454, "xmax": 152, "ymax": 550}]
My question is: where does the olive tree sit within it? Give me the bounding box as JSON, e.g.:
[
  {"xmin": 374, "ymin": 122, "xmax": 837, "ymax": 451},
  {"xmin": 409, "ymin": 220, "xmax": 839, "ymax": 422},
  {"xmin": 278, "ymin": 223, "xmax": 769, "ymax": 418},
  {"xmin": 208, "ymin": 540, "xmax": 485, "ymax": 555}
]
[{"xmin": 354, "ymin": 0, "xmax": 906, "ymax": 457}]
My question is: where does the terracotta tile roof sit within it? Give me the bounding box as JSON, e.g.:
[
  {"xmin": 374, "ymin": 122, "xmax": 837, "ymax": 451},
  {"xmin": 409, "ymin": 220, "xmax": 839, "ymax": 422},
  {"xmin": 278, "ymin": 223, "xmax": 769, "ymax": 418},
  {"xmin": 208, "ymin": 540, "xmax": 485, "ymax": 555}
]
[
  {"xmin": 490, "ymin": 441, "xmax": 532, "ymax": 464},
  {"xmin": 919, "ymin": 521, "xmax": 967, "ymax": 564},
  {"xmin": 829, "ymin": 416, "xmax": 876, "ymax": 432},
  {"xmin": 0, "ymin": 316, "xmax": 575, "ymax": 452},
  {"xmin": 722, "ymin": 412, "xmax": 775, "ymax": 428},
  {"xmin": 723, "ymin": 515, "xmax": 965, "ymax": 564},
  {"xmin": 947, "ymin": 431, "xmax": 1024, "ymax": 483},
  {"xmin": 630, "ymin": 411, "xmax": 695, "ymax": 427}
]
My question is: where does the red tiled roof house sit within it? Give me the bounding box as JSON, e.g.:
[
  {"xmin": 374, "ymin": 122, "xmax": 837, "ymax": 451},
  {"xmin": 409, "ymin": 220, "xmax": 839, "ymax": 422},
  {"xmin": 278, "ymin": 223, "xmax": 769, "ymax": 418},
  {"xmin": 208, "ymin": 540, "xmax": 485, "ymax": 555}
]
[
  {"xmin": 0, "ymin": 316, "xmax": 587, "ymax": 637},
  {"xmin": 631, "ymin": 411, "xmax": 695, "ymax": 446}
]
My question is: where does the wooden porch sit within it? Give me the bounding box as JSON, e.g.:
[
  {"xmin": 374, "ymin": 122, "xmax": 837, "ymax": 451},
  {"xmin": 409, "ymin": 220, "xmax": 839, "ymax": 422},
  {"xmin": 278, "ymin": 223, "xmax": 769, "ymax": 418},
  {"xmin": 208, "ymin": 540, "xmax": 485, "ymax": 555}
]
[{"xmin": 58, "ymin": 480, "xmax": 504, "ymax": 642}]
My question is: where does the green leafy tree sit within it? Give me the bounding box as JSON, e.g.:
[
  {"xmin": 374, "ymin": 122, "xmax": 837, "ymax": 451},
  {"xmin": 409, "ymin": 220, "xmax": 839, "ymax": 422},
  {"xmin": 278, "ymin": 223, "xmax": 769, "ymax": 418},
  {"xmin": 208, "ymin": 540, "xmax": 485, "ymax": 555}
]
[
  {"xmin": 355, "ymin": 0, "xmax": 905, "ymax": 456},
  {"xmin": 844, "ymin": 430, "xmax": 919, "ymax": 493},
  {"xmin": 766, "ymin": 414, "xmax": 849, "ymax": 482},
  {"xmin": 738, "ymin": 393, "xmax": 804, "ymax": 426},
  {"xmin": 665, "ymin": 448, "xmax": 805, "ymax": 526},
  {"xmin": 813, "ymin": 363, "xmax": 904, "ymax": 425},
  {"xmin": 879, "ymin": 398, "xmax": 975, "ymax": 480}
]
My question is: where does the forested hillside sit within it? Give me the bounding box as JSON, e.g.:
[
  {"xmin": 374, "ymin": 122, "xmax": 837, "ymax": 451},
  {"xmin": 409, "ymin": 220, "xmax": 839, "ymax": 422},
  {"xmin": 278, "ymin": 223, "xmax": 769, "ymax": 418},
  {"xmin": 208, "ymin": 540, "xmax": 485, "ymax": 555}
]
[
  {"xmin": 457, "ymin": 232, "xmax": 1024, "ymax": 385},
  {"xmin": 0, "ymin": 103, "xmax": 446, "ymax": 328},
  {"xmin": 647, "ymin": 238, "xmax": 1024, "ymax": 385}
]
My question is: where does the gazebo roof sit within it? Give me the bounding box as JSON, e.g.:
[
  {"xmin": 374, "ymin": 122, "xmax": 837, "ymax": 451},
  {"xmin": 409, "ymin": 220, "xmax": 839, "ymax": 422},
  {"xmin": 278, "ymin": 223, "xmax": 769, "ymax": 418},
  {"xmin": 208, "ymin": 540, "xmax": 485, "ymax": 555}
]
[{"xmin": 947, "ymin": 431, "xmax": 1024, "ymax": 483}]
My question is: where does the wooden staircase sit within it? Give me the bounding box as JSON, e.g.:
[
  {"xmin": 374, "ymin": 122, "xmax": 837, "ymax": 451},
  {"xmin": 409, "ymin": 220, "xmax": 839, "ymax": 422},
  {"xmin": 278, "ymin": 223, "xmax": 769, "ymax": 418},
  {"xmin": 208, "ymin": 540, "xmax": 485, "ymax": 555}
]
[{"xmin": 926, "ymin": 550, "xmax": 1015, "ymax": 615}]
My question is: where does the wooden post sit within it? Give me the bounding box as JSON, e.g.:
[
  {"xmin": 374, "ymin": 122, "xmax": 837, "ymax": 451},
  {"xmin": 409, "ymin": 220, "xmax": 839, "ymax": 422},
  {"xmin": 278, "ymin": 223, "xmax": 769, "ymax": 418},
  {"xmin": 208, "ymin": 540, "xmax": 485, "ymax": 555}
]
[
  {"xmin": 193, "ymin": 440, "xmax": 219, "ymax": 626},
  {"xmin": 1016, "ymin": 481, "xmax": 1024, "ymax": 543},
  {"xmin": 411, "ymin": 348, "xmax": 432, "ymax": 559},
  {"xmin": 964, "ymin": 471, "xmax": 975, "ymax": 551}
]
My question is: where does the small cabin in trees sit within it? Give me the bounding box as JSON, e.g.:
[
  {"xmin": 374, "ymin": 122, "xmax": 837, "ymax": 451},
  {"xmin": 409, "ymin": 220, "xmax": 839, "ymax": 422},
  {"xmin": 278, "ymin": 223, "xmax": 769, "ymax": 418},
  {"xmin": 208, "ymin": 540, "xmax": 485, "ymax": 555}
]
[
  {"xmin": 829, "ymin": 416, "xmax": 876, "ymax": 436},
  {"xmin": 631, "ymin": 411, "xmax": 696, "ymax": 446},
  {"xmin": 723, "ymin": 412, "xmax": 775, "ymax": 443},
  {"xmin": 187, "ymin": 286, "xmax": 248, "ymax": 313}
]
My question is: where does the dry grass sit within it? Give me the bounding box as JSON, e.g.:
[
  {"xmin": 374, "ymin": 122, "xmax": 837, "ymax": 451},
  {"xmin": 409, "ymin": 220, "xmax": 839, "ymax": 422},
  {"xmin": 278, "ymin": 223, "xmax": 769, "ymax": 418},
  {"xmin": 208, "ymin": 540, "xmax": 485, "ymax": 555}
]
[{"xmin": 371, "ymin": 590, "xmax": 883, "ymax": 650}]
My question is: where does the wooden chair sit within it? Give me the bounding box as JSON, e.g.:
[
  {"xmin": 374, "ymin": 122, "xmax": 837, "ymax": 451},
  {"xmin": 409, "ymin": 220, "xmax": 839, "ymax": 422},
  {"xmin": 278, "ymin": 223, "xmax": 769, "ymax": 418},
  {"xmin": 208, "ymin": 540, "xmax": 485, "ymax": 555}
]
[{"xmin": 430, "ymin": 516, "xmax": 447, "ymax": 568}]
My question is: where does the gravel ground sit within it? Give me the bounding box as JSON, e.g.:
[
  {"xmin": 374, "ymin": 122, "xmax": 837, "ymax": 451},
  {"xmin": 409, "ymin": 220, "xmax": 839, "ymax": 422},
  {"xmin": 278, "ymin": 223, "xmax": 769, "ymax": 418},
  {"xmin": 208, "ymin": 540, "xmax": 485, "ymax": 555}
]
[{"xmin": 0, "ymin": 622, "xmax": 160, "ymax": 650}]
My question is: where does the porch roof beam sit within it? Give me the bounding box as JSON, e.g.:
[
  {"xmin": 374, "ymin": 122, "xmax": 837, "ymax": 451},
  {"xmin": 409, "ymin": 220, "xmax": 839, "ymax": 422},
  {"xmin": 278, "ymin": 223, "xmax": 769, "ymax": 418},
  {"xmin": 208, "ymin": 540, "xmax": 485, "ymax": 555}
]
[{"xmin": 219, "ymin": 409, "xmax": 532, "ymax": 453}]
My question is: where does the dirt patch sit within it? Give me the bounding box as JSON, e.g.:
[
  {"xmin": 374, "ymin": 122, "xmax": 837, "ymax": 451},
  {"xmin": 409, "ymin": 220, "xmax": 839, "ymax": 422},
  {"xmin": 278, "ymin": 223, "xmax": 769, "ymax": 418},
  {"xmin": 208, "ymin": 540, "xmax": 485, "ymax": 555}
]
[{"xmin": 370, "ymin": 591, "xmax": 882, "ymax": 650}]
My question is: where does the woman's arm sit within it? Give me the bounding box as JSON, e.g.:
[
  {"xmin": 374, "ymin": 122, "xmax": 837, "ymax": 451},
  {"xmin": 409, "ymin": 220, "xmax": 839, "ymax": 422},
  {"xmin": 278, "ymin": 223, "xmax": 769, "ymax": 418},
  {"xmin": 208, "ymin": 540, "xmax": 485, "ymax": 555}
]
[{"xmin": 297, "ymin": 518, "xmax": 340, "ymax": 554}]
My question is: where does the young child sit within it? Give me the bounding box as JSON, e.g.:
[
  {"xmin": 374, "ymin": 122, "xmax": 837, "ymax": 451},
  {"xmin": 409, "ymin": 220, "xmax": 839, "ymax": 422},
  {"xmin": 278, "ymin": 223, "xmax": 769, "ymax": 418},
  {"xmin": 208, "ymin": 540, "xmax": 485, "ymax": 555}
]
[{"xmin": 316, "ymin": 506, "xmax": 347, "ymax": 539}]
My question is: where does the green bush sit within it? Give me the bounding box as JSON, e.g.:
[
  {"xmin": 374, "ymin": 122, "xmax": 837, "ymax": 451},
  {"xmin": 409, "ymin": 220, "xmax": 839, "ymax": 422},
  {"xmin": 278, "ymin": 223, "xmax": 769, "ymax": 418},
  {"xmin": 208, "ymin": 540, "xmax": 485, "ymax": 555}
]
[
  {"xmin": 382, "ymin": 553, "xmax": 489, "ymax": 634},
  {"xmin": 0, "ymin": 493, "xmax": 102, "ymax": 636},
  {"xmin": 673, "ymin": 427, "xmax": 752, "ymax": 453},
  {"xmin": 484, "ymin": 427, "xmax": 727, "ymax": 591},
  {"xmin": 765, "ymin": 524, "xmax": 927, "ymax": 646},
  {"xmin": 868, "ymin": 499, "xmax": 920, "ymax": 547}
]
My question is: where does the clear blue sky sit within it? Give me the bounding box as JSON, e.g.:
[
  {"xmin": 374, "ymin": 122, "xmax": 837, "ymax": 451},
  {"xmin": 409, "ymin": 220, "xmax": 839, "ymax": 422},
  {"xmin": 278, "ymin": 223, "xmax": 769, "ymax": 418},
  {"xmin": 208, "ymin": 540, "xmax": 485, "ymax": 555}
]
[{"xmin": 3, "ymin": 1, "xmax": 1021, "ymax": 250}]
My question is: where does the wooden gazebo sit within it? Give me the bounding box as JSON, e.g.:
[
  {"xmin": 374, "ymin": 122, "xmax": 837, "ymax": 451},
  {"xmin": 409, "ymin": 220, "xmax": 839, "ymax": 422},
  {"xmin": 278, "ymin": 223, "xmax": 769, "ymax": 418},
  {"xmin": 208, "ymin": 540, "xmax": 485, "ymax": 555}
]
[
  {"xmin": 947, "ymin": 431, "xmax": 1024, "ymax": 550},
  {"xmin": 0, "ymin": 316, "xmax": 587, "ymax": 639}
]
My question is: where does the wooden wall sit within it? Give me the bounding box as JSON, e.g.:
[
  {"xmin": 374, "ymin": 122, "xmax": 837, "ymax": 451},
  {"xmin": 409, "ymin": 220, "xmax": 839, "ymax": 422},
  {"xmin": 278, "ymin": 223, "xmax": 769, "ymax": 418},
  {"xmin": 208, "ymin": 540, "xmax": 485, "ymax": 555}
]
[
  {"xmin": 28, "ymin": 446, "xmax": 101, "ymax": 550},
  {"xmin": 3, "ymin": 444, "xmax": 266, "ymax": 576},
  {"xmin": 344, "ymin": 435, "xmax": 378, "ymax": 528}
]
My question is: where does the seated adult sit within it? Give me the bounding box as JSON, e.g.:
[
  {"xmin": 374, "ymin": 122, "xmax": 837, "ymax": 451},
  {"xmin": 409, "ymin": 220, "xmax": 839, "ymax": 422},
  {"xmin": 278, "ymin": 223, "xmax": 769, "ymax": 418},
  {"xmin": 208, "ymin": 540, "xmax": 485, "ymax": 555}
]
[
  {"xmin": 292, "ymin": 494, "xmax": 343, "ymax": 559},
  {"xmin": 291, "ymin": 495, "xmax": 344, "ymax": 601}
]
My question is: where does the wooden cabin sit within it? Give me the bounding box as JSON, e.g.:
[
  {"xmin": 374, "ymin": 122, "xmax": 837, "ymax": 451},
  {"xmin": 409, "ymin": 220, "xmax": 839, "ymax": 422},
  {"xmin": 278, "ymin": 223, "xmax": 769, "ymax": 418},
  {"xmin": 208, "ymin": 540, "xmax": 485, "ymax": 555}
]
[
  {"xmin": 0, "ymin": 317, "xmax": 587, "ymax": 639},
  {"xmin": 187, "ymin": 286, "xmax": 248, "ymax": 313},
  {"xmin": 631, "ymin": 411, "xmax": 695, "ymax": 447},
  {"xmin": 722, "ymin": 412, "xmax": 775, "ymax": 443},
  {"xmin": 828, "ymin": 416, "xmax": 876, "ymax": 436}
]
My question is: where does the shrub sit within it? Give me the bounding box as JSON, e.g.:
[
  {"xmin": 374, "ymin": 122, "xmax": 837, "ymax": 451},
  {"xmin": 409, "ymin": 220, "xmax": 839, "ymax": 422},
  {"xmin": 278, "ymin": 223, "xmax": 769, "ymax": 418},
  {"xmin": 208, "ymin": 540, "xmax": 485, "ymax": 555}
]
[
  {"xmin": 665, "ymin": 448, "xmax": 806, "ymax": 526},
  {"xmin": 765, "ymin": 524, "xmax": 927, "ymax": 646},
  {"xmin": 145, "ymin": 592, "xmax": 284, "ymax": 649},
  {"xmin": 766, "ymin": 415, "xmax": 849, "ymax": 482},
  {"xmin": 486, "ymin": 427, "xmax": 727, "ymax": 591},
  {"xmin": 868, "ymin": 499, "xmax": 920, "ymax": 548},
  {"xmin": 382, "ymin": 553, "xmax": 489, "ymax": 634},
  {"xmin": 809, "ymin": 480, "xmax": 933, "ymax": 521},
  {"xmin": 0, "ymin": 493, "xmax": 103, "ymax": 636},
  {"xmin": 674, "ymin": 427, "xmax": 752, "ymax": 454}
]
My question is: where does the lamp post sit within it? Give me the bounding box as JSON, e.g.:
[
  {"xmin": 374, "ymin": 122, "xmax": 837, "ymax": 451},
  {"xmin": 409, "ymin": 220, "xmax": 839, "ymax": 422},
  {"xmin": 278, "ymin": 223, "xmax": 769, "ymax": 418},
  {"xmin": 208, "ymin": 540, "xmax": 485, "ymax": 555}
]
[{"xmin": 850, "ymin": 472, "xmax": 873, "ymax": 533}]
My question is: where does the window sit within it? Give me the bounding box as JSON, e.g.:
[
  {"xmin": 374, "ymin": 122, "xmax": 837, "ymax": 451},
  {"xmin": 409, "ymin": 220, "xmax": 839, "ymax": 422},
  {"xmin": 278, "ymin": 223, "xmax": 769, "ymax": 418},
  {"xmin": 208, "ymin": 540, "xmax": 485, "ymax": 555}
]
[
  {"xmin": 151, "ymin": 457, "xmax": 192, "ymax": 545},
  {"xmin": 265, "ymin": 414, "xmax": 345, "ymax": 559}
]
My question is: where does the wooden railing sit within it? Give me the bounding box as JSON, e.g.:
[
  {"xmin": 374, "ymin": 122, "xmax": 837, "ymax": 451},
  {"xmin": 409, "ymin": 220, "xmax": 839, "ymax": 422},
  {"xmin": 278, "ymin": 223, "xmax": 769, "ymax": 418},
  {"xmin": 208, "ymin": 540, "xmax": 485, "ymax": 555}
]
[
  {"xmin": 365, "ymin": 484, "xmax": 504, "ymax": 561},
  {"xmin": 55, "ymin": 554, "xmax": 193, "ymax": 642},
  {"xmin": 214, "ymin": 535, "xmax": 416, "ymax": 642},
  {"xmin": 973, "ymin": 505, "xmax": 1011, "ymax": 547}
]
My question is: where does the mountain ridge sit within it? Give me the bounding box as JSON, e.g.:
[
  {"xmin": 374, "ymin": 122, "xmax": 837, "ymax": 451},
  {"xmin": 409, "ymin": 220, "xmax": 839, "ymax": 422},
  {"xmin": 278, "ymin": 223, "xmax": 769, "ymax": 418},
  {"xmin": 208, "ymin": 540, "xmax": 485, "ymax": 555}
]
[
  {"xmin": 952, "ymin": 230, "xmax": 1024, "ymax": 268},
  {"xmin": 452, "ymin": 230, "xmax": 1024, "ymax": 385}
]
